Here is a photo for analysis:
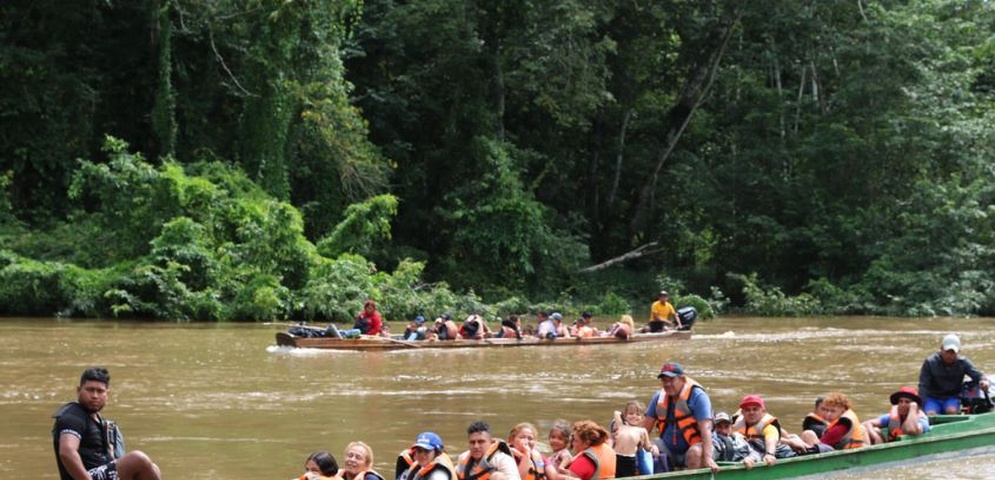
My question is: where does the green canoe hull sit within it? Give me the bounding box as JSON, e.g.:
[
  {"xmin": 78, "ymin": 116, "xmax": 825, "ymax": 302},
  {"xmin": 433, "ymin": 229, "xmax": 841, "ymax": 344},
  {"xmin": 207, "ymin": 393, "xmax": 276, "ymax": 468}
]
[{"xmin": 646, "ymin": 413, "xmax": 995, "ymax": 479}]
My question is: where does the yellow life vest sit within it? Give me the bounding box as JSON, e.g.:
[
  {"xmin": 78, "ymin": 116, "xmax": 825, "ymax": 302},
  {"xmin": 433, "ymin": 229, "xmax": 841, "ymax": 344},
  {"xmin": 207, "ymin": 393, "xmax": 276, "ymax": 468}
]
[{"xmin": 732, "ymin": 413, "xmax": 781, "ymax": 452}]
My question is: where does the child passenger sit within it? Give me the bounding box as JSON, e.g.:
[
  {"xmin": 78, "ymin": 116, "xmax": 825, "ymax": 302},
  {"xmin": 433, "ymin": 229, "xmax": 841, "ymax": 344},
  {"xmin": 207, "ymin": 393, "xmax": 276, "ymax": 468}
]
[
  {"xmin": 547, "ymin": 419, "xmax": 573, "ymax": 472},
  {"xmin": 711, "ymin": 412, "xmax": 748, "ymax": 463},
  {"xmin": 610, "ymin": 401, "xmax": 658, "ymax": 477}
]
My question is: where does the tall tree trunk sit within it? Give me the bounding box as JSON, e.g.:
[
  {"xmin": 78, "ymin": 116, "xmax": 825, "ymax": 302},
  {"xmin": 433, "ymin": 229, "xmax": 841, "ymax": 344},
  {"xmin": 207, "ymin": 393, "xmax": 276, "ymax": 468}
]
[
  {"xmin": 151, "ymin": 0, "xmax": 176, "ymax": 158},
  {"xmin": 608, "ymin": 108, "xmax": 632, "ymax": 211},
  {"xmin": 492, "ymin": 49, "xmax": 506, "ymax": 141},
  {"xmin": 628, "ymin": 1, "xmax": 745, "ymax": 233}
]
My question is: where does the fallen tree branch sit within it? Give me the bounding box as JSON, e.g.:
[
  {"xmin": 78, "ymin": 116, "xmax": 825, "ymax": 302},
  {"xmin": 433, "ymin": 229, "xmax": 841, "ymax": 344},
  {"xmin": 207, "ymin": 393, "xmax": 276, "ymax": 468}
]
[{"xmin": 578, "ymin": 242, "xmax": 660, "ymax": 273}]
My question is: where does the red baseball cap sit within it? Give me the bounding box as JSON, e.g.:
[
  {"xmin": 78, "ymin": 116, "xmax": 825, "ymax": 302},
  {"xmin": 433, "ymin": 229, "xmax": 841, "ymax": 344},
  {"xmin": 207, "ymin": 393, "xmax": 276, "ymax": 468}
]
[{"xmin": 739, "ymin": 394, "xmax": 765, "ymax": 409}]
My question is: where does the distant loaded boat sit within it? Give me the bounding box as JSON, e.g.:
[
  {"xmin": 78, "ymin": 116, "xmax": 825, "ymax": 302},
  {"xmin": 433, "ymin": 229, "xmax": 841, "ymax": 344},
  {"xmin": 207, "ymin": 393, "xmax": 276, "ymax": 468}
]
[
  {"xmin": 648, "ymin": 413, "xmax": 995, "ymax": 480},
  {"xmin": 274, "ymin": 328, "xmax": 692, "ymax": 351}
]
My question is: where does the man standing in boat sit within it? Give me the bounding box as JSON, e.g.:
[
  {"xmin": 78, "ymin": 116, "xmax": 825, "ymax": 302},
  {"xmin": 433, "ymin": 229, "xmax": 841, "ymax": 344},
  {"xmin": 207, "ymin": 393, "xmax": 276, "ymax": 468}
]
[
  {"xmin": 643, "ymin": 362, "xmax": 719, "ymax": 473},
  {"xmin": 52, "ymin": 367, "xmax": 163, "ymax": 480},
  {"xmin": 918, "ymin": 333, "xmax": 989, "ymax": 415}
]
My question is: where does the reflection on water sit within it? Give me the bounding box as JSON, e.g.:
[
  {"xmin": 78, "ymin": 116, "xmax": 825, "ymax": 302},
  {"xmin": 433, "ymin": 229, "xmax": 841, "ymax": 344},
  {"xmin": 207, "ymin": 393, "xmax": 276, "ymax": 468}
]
[{"xmin": 2, "ymin": 316, "xmax": 994, "ymax": 479}]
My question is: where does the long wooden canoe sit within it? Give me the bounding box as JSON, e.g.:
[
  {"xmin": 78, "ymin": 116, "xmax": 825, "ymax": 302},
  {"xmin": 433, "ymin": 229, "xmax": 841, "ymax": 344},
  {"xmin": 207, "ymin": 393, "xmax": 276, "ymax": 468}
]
[
  {"xmin": 647, "ymin": 413, "xmax": 995, "ymax": 479},
  {"xmin": 274, "ymin": 329, "xmax": 691, "ymax": 350}
]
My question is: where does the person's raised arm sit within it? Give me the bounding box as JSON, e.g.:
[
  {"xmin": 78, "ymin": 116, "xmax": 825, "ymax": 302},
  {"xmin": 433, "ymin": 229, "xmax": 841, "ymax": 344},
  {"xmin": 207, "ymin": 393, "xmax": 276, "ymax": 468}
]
[{"xmin": 902, "ymin": 403, "xmax": 924, "ymax": 435}]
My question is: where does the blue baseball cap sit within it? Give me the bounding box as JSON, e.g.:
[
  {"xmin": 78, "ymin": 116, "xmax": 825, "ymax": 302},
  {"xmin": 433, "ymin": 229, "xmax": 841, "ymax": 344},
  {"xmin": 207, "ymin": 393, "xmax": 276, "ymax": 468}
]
[
  {"xmin": 657, "ymin": 362, "xmax": 684, "ymax": 378},
  {"xmin": 412, "ymin": 431, "xmax": 444, "ymax": 452}
]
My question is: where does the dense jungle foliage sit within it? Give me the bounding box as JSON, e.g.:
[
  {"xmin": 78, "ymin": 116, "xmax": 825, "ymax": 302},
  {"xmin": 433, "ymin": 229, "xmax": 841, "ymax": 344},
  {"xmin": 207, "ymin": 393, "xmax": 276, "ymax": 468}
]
[{"xmin": 1, "ymin": 0, "xmax": 994, "ymax": 320}]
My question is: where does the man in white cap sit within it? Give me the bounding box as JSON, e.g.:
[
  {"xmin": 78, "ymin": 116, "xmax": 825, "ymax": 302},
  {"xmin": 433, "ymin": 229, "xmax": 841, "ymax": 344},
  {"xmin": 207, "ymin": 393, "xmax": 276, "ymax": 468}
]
[{"xmin": 918, "ymin": 333, "xmax": 989, "ymax": 415}]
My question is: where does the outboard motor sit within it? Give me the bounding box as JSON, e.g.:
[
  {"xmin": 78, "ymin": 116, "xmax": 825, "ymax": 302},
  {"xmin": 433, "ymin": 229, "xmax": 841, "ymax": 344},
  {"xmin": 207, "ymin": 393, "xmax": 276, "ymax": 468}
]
[
  {"xmin": 676, "ymin": 306, "xmax": 698, "ymax": 331},
  {"xmin": 961, "ymin": 378, "xmax": 993, "ymax": 414}
]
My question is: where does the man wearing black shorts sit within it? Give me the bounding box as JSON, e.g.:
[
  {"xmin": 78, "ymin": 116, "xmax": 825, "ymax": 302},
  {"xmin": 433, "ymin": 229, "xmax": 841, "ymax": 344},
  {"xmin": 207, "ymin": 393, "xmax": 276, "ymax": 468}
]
[{"xmin": 52, "ymin": 367, "xmax": 162, "ymax": 480}]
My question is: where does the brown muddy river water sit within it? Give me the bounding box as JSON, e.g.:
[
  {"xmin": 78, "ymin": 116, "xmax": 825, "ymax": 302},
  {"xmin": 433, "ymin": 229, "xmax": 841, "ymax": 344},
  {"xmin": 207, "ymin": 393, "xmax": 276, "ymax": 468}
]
[{"xmin": 3, "ymin": 316, "xmax": 994, "ymax": 479}]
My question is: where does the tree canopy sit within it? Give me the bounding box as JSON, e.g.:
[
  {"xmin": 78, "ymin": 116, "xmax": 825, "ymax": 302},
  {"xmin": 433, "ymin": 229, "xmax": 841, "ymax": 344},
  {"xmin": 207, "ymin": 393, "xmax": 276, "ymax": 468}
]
[{"xmin": 2, "ymin": 0, "xmax": 994, "ymax": 319}]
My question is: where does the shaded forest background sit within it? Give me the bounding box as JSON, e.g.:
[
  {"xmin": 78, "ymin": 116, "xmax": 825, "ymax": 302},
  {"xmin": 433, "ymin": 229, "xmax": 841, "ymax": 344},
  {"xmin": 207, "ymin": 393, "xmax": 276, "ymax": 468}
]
[{"xmin": 1, "ymin": 0, "xmax": 994, "ymax": 321}]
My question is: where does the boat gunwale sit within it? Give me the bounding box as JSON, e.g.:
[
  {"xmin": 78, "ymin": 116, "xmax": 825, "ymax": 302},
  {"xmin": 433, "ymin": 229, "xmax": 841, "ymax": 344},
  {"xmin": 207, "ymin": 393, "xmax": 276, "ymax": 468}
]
[{"xmin": 645, "ymin": 412, "xmax": 995, "ymax": 479}]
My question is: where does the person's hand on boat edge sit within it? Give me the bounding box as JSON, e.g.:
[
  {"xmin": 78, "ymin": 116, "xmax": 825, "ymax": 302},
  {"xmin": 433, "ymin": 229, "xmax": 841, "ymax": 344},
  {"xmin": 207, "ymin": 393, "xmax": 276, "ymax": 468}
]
[{"xmin": 705, "ymin": 455, "xmax": 720, "ymax": 472}]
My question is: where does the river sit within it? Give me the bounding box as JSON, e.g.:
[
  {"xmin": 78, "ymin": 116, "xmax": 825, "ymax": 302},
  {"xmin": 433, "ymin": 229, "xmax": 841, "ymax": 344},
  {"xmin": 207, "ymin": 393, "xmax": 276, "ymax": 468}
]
[{"xmin": 3, "ymin": 316, "xmax": 994, "ymax": 479}]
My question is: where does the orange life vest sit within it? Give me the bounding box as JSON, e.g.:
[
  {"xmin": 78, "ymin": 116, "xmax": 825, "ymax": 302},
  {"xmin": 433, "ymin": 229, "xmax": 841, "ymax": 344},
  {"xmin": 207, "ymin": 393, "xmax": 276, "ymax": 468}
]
[
  {"xmin": 732, "ymin": 413, "xmax": 781, "ymax": 452},
  {"xmin": 409, "ymin": 452, "xmax": 457, "ymax": 480},
  {"xmin": 456, "ymin": 440, "xmax": 513, "ymax": 480},
  {"xmin": 511, "ymin": 448, "xmax": 546, "ymax": 480},
  {"xmin": 396, "ymin": 450, "xmax": 415, "ymax": 480},
  {"xmin": 576, "ymin": 326, "xmax": 596, "ymax": 338},
  {"xmin": 885, "ymin": 405, "xmax": 919, "ymax": 442},
  {"xmin": 826, "ymin": 409, "xmax": 867, "ymax": 450},
  {"xmin": 572, "ymin": 442, "xmax": 615, "ymax": 479},
  {"xmin": 654, "ymin": 377, "xmax": 705, "ymax": 447},
  {"xmin": 802, "ymin": 412, "xmax": 827, "ymax": 432}
]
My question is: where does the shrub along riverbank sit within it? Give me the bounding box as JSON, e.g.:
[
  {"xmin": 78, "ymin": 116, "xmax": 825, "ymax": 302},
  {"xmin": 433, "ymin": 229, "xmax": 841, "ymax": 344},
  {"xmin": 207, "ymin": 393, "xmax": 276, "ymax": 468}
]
[{"xmin": 0, "ymin": 137, "xmax": 717, "ymax": 322}]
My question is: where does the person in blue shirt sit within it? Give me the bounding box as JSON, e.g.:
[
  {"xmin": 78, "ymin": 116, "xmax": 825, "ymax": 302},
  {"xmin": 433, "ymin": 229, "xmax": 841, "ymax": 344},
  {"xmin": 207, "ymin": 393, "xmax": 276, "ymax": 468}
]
[
  {"xmin": 642, "ymin": 362, "xmax": 719, "ymax": 473},
  {"xmin": 862, "ymin": 387, "xmax": 930, "ymax": 444}
]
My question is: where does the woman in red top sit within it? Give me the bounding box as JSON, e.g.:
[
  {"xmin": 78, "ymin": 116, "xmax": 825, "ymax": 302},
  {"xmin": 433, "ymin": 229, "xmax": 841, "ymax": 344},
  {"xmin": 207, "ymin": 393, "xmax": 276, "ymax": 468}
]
[
  {"xmin": 354, "ymin": 300, "xmax": 383, "ymax": 336},
  {"xmin": 559, "ymin": 421, "xmax": 616, "ymax": 480}
]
